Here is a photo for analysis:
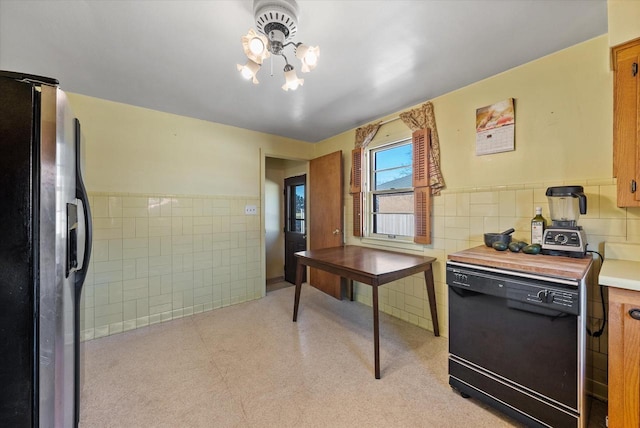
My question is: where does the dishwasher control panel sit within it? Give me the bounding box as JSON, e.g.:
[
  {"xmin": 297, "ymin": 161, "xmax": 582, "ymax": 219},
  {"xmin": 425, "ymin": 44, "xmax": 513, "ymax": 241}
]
[
  {"xmin": 446, "ymin": 262, "xmax": 581, "ymax": 316},
  {"xmin": 528, "ymin": 288, "xmax": 577, "ymax": 308}
]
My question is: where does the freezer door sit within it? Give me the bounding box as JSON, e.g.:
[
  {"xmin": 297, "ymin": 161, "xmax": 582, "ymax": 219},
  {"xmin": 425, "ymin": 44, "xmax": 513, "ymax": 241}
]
[{"xmin": 0, "ymin": 70, "xmax": 39, "ymax": 427}]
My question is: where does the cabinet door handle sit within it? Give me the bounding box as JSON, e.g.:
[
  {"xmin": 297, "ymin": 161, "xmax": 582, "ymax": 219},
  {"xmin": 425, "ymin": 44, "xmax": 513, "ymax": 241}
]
[
  {"xmin": 632, "ymin": 180, "xmax": 637, "ymax": 193},
  {"xmin": 633, "ymin": 62, "xmax": 638, "ymax": 77},
  {"xmin": 630, "ymin": 308, "xmax": 640, "ymax": 320}
]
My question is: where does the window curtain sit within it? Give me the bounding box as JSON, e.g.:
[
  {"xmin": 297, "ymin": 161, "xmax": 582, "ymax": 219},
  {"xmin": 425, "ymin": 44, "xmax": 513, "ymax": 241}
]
[
  {"xmin": 399, "ymin": 101, "xmax": 445, "ymax": 195},
  {"xmin": 350, "ymin": 123, "xmax": 380, "ymax": 237}
]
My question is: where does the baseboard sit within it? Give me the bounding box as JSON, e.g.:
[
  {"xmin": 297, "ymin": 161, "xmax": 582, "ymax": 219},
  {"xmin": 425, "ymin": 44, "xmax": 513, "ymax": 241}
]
[
  {"xmin": 266, "ymin": 276, "xmax": 284, "ymax": 285},
  {"xmin": 587, "ymin": 378, "xmax": 608, "ymax": 402}
]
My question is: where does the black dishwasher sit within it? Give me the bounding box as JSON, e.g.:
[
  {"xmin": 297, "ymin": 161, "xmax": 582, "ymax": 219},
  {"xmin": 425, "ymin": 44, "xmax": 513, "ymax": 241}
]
[{"xmin": 446, "ymin": 261, "xmax": 590, "ymax": 428}]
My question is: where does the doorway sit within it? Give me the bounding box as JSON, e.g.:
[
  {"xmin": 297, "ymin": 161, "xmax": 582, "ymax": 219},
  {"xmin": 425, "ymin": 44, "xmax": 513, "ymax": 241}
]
[
  {"xmin": 264, "ymin": 157, "xmax": 307, "ymax": 292},
  {"xmin": 284, "ymin": 175, "xmax": 307, "ymax": 284},
  {"xmin": 263, "ymin": 152, "xmax": 343, "ymax": 296}
]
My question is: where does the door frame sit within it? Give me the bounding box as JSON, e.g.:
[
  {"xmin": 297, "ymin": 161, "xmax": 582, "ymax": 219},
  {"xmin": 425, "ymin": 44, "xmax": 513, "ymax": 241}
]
[{"xmin": 260, "ymin": 151, "xmax": 311, "ymax": 296}]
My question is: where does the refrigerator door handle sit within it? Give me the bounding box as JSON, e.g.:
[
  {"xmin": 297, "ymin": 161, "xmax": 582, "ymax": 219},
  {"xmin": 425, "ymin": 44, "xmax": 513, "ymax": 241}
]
[
  {"xmin": 74, "ymin": 118, "xmax": 92, "ymax": 288},
  {"xmin": 66, "ymin": 203, "xmax": 79, "ymax": 278}
]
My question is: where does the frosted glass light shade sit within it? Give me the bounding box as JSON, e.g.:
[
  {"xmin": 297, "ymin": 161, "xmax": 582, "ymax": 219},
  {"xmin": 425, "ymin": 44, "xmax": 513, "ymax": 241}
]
[
  {"xmin": 295, "ymin": 44, "xmax": 320, "ymax": 72},
  {"xmin": 282, "ymin": 69, "xmax": 304, "ymax": 91},
  {"xmin": 241, "ymin": 29, "xmax": 269, "ymax": 64},
  {"xmin": 237, "ymin": 60, "xmax": 261, "ymax": 84}
]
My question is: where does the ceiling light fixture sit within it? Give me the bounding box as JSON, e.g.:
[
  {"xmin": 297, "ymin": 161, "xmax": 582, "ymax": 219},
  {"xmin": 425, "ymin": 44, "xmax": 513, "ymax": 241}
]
[{"xmin": 237, "ymin": 0, "xmax": 320, "ymax": 91}]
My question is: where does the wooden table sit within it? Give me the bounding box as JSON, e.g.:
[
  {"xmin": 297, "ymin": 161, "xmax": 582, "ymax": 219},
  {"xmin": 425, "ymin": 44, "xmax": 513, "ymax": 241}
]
[{"xmin": 292, "ymin": 245, "xmax": 439, "ymax": 379}]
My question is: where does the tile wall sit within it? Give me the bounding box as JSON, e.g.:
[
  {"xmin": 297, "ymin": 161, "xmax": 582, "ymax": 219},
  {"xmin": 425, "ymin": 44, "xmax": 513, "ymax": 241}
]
[
  {"xmin": 82, "ymin": 192, "xmax": 262, "ymax": 340},
  {"xmin": 349, "ymin": 178, "xmax": 635, "ymax": 400}
]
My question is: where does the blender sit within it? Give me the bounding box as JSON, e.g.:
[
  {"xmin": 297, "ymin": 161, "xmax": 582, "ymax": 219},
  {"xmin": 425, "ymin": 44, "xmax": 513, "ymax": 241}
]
[{"xmin": 541, "ymin": 185, "xmax": 588, "ymax": 257}]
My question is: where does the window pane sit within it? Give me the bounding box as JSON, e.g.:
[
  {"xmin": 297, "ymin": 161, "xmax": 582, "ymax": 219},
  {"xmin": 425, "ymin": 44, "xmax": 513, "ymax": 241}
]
[
  {"xmin": 374, "ymin": 168, "xmax": 412, "ymax": 190},
  {"xmin": 373, "ymin": 214, "xmax": 415, "ymax": 236},
  {"xmin": 373, "ymin": 193, "xmax": 414, "ymax": 214},
  {"xmin": 374, "ymin": 144, "xmax": 412, "ymax": 170},
  {"xmin": 287, "ymin": 183, "xmax": 305, "ymax": 233},
  {"xmin": 368, "ymin": 139, "xmax": 414, "ymax": 239},
  {"xmin": 295, "ymin": 185, "xmax": 305, "ymax": 220}
]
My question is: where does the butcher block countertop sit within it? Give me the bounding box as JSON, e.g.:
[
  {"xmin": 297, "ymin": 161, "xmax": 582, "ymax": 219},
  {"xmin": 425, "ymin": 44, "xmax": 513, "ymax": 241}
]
[{"xmin": 448, "ymin": 245, "xmax": 593, "ymax": 280}]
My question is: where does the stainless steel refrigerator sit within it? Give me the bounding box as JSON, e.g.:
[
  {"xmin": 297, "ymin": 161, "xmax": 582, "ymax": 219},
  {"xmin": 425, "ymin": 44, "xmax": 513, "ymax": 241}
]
[{"xmin": 0, "ymin": 71, "xmax": 92, "ymax": 427}]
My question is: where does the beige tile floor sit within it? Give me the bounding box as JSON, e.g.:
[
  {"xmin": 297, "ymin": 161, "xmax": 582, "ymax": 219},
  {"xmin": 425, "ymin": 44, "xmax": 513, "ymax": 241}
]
[{"xmin": 80, "ymin": 283, "xmax": 606, "ymax": 427}]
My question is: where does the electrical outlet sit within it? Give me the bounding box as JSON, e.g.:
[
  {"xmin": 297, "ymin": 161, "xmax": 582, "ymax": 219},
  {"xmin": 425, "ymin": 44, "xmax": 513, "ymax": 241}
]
[{"xmin": 245, "ymin": 205, "xmax": 257, "ymax": 215}]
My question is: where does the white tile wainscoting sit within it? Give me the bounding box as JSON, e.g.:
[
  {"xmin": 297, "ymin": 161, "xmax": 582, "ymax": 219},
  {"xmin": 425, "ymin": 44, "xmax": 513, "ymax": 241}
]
[{"xmin": 82, "ymin": 193, "xmax": 262, "ymax": 341}]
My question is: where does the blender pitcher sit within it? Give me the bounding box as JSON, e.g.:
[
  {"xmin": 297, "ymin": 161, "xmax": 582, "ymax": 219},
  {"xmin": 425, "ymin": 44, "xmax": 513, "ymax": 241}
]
[{"xmin": 545, "ymin": 186, "xmax": 587, "ymax": 227}]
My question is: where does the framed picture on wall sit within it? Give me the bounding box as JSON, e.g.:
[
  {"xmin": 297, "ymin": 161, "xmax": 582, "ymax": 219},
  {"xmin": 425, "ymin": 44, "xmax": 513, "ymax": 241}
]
[{"xmin": 475, "ymin": 98, "xmax": 515, "ymax": 156}]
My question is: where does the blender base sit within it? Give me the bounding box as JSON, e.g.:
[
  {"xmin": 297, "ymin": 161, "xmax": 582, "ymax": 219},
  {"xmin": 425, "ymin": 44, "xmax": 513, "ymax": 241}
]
[{"xmin": 541, "ymin": 248, "xmax": 587, "ymax": 258}]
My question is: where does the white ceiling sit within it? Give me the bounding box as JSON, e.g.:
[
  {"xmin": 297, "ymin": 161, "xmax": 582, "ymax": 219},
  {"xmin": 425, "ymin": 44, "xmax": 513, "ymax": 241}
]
[{"xmin": 0, "ymin": 0, "xmax": 607, "ymax": 142}]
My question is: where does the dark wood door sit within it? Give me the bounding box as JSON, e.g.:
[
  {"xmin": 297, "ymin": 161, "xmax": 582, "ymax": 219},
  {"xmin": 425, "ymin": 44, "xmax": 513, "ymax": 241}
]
[
  {"xmin": 309, "ymin": 151, "xmax": 343, "ymax": 299},
  {"xmin": 284, "ymin": 175, "xmax": 307, "ymax": 284}
]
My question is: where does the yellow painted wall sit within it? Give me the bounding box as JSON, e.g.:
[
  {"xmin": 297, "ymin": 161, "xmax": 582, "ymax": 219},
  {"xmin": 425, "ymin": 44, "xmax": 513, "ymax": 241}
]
[
  {"xmin": 319, "ymin": 35, "xmax": 612, "ymax": 190},
  {"xmin": 608, "ymin": 0, "xmax": 640, "ymax": 47},
  {"xmin": 265, "ymin": 159, "xmax": 285, "ymax": 280},
  {"xmin": 67, "ymin": 94, "xmax": 315, "ymax": 196},
  {"xmin": 283, "ymin": 159, "xmax": 308, "ymax": 178},
  {"xmin": 439, "ymin": 36, "xmax": 611, "ymax": 188}
]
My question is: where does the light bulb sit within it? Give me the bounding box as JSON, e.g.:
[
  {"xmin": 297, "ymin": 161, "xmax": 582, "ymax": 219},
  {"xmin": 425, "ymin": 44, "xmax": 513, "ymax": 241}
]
[
  {"xmin": 305, "ymin": 51, "xmax": 317, "ymax": 66},
  {"xmin": 249, "ymin": 37, "xmax": 265, "ymax": 56},
  {"xmin": 296, "ymin": 44, "xmax": 320, "ymax": 73},
  {"xmin": 241, "ymin": 67, "xmax": 253, "ymax": 80}
]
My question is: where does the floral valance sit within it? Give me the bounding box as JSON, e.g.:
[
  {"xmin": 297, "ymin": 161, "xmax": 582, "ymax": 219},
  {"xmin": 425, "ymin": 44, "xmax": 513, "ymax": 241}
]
[{"xmin": 399, "ymin": 102, "xmax": 445, "ymax": 195}]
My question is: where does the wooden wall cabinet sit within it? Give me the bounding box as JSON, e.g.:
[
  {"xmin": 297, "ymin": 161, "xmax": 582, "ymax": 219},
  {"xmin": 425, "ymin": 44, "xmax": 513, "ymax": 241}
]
[
  {"xmin": 613, "ymin": 38, "xmax": 640, "ymax": 207},
  {"xmin": 608, "ymin": 286, "xmax": 640, "ymax": 427}
]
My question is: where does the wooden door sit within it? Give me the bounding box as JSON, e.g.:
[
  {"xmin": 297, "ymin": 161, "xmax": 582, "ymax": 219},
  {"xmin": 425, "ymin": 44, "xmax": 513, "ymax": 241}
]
[
  {"xmin": 613, "ymin": 38, "xmax": 640, "ymax": 207},
  {"xmin": 309, "ymin": 151, "xmax": 343, "ymax": 299},
  {"xmin": 608, "ymin": 287, "xmax": 640, "ymax": 428},
  {"xmin": 284, "ymin": 175, "xmax": 307, "ymax": 284}
]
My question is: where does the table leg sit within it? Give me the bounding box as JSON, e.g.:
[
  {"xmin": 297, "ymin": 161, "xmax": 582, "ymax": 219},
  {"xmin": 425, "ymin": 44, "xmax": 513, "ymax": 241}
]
[
  {"xmin": 293, "ymin": 262, "xmax": 305, "ymax": 322},
  {"xmin": 424, "ymin": 266, "xmax": 440, "ymax": 337},
  {"xmin": 347, "ymin": 278, "xmax": 354, "ymax": 301},
  {"xmin": 372, "ymin": 285, "xmax": 380, "ymax": 379}
]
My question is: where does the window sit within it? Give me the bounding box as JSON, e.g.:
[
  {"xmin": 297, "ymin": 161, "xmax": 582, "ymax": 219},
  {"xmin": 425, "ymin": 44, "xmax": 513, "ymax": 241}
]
[
  {"xmin": 351, "ymin": 128, "xmax": 431, "ymax": 244},
  {"xmin": 286, "ymin": 178, "xmax": 306, "ymax": 234},
  {"xmin": 368, "ymin": 139, "xmax": 414, "ymax": 238}
]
